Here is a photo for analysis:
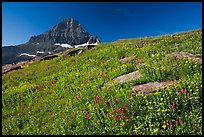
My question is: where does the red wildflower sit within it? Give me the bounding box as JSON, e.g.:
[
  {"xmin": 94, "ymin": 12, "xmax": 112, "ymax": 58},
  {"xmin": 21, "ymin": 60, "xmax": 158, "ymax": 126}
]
[
  {"xmin": 94, "ymin": 96, "xmax": 100, "ymax": 102},
  {"xmin": 120, "ymin": 125, "xmax": 123, "ymax": 129},
  {"xmin": 114, "ymin": 97, "xmax": 118, "ymax": 103},
  {"xmin": 122, "ymin": 115, "xmax": 125, "ymax": 120},
  {"xmin": 114, "ymin": 115, "xmax": 117, "ymax": 120},
  {"xmin": 117, "ymin": 115, "xmax": 121, "ymax": 120},
  {"xmin": 108, "ymin": 98, "xmax": 112, "ymax": 103},
  {"xmin": 176, "ymin": 88, "xmax": 179, "ymax": 94},
  {"xmin": 84, "ymin": 79, "xmax": 88, "ymax": 83},
  {"xmin": 120, "ymin": 108, "xmax": 124, "ymax": 114},
  {"xmin": 130, "ymin": 131, "xmax": 132, "ymax": 135},
  {"xmin": 124, "ymin": 104, "xmax": 128, "ymax": 110},
  {"xmin": 187, "ymin": 93, "xmax": 190, "ymax": 98},
  {"xmin": 101, "ymin": 98, "xmax": 105, "ymax": 103},
  {"xmin": 112, "ymin": 122, "xmax": 115, "ymax": 126},
  {"xmin": 51, "ymin": 117, "xmax": 54, "ymax": 122},
  {"xmin": 182, "ymin": 88, "xmax": 187, "ymax": 95},
  {"xmin": 86, "ymin": 111, "xmax": 89, "ymax": 120},
  {"xmin": 168, "ymin": 103, "xmax": 171, "ymax": 109},
  {"xmin": 72, "ymin": 111, "xmax": 75, "ymax": 118},
  {"xmin": 172, "ymin": 102, "xmax": 175, "ymax": 108},
  {"xmin": 42, "ymin": 120, "xmax": 45, "ymax": 125},
  {"xmin": 176, "ymin": 120, "xmax": 178, "ymax": 126},
  {"xmin": 170, "ymin": 121, "xmax": 173, "ymax": 130},
  {"xmin": 106, "ymin": 113, "xmax": 109, "ymax": 118},
  {"xmin": 98, "ymin": 120, "xmax": 101, "ymax": 124},
  {"xmin": 192, "ymin": 121, "xmax": 195, "ymax": 129},
  {"xmin": 132, "ymin": 110, "xmax": 134, "ymax": 114},
  {"xmin": 184, "ymin": 121, "xmax": 186, "ymax": 125}
]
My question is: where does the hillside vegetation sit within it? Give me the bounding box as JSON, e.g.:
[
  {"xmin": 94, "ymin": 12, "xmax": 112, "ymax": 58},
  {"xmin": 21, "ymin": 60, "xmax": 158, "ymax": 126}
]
[{"xmin": 2, "ymin": 29, "xmax": 202, "ymax": 135}]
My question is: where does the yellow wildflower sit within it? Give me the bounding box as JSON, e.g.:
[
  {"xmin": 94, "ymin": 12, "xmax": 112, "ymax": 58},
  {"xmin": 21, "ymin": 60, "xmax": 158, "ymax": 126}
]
[
  {"xmin": 162, "ymin": 124, "xmax": 166, "ymax": 129},
  {"xmin": 153, "ymin": 128, "xmax": 159, "ymax": 133}
]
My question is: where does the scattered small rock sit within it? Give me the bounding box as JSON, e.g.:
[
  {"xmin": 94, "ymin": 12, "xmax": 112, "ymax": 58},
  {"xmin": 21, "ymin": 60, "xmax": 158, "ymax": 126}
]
[
  {"xmin": 113, "ymin": 71, "xmax": 142, "ymax": 84},
  {"xmin": 119, "ymin": 55, "xmax": 136, "ymax": 63},
  {"xmin": 131, "ymin": 80, "xmax": 176, "ymax": 95},
  {"xmin": 167, "ymin": 51, "xmax": 202, "ymax": 65}
]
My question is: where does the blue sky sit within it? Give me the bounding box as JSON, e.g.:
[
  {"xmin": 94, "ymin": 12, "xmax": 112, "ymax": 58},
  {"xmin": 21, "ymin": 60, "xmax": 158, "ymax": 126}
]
[{"xmin": 2, "ymin": 2, "xmax": 202, "ymax": 46}]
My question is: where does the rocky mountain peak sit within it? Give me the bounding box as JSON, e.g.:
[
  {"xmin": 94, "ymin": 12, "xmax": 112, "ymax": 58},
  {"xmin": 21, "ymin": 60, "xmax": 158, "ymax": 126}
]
[{"xmin": 28, "ymin": 18, "xmax": 100, "ymax": 45}]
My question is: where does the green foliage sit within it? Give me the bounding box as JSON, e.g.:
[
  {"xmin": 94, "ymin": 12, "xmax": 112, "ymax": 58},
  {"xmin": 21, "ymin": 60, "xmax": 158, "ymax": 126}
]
[{"xmin": 2, "ymin": 29, "xmax": 202, "ymax": 135}]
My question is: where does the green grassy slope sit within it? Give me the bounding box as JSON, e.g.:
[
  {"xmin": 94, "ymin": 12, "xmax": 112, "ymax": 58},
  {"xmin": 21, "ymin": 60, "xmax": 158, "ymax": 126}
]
[{"xmin": 2, "ymin": 29, "xmax": 202, "ymax": 135}]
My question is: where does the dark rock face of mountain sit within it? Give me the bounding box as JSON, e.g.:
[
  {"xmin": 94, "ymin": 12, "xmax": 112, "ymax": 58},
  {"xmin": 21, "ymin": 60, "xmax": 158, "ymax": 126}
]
[
  {"xmin": 2, "ymin": 18, "xmax": 100, "ymax": 66},
  {"xmin": 28, "ymin": 18, "xmax": 100, "ymax": 45}
]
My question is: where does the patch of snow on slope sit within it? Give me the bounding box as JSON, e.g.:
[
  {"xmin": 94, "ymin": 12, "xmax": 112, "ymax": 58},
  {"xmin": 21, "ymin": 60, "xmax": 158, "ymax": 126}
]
[
  {"xmin": 37, "ymin": 51, "xmax": 45, "ymax": 54},
  {"xmin": 60, "ymin": 44, "xmax": 73, "ymax": 48},
  {"xmin": 54, "ymin": 43, "xmax": 73, "ymax": 48},
  {"xmin": 19, "ymin": 53, "xmax": 36, "ymax": 57},
  {"xmin": 54, "ymin": 43, "xmax": 60, "ymax": 46},
  {"xmin": 74, "ymin": 42, "xmax": 98, "ymax": 48}
]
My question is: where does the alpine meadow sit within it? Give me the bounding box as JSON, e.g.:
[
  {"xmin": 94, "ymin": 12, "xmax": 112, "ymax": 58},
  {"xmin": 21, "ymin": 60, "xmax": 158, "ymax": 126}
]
[{"xmin": 2, "ymin": 29, "xmax": 202, "ymax": 135}]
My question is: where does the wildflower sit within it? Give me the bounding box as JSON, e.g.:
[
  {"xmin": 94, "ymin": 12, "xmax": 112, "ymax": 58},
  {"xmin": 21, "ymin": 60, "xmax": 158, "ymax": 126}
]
[
  {"xmin": 184, "ymin": 121, "xmax": 186, "ymax": 125},
  {"xmin": 117, "ymin": 115, "xmax": 121, "ymax": 120},
  {"xmin": 66, "ymin": 117, "xmax": 69, "ymax": 122},
  {"xmin": 187, "ymin": 93, "xmax": 190, "ymax": 98},
  {"xmin": 179, "ymin": 117, "xmax": 182, "ymax": 123},
  {"xmin": 72, "ymin": 112, "xmax": 75, "ymax": 118},
  {"xmin": 84, "ymin": 79, "xmax": 88, "ymax": 83},
  {"xmin": 120, "ymin": 125, "xmax": 123, "ymax": 129},
  {"xmin": 112, "ymin": 122, "xmax": 115, "ymax": 126},
  {"xmin": 114, "ymin": 97, "xmax": 118, "ymax": 103},
  {"xmin": 86, "ymin": 111, "xmax": 89, "ymax": 120},
  {"xmin": 176, "ymin": 120, "xmax": 178, "ymax": 126},
  {"xmin": 51, "ymin": 117, "xmax": 54, "ymax": 122},
  {"xmin": 132, "ymin": 110, "xmax": 134, "ymax": 114},
  {"xmin": 122, "ymin": 115, "xmax": 125, "ymax": 120},
  {"xmin": 101, "ymin": 98, "xmax": 105, "ymax": 103},
  {"xmin": 108, "ymin": 98, "xmax": 112, "ymax": 103},
  {"xmin": 124, "ymin": 104, "xmax": 128, "ymax": 110},
  {"xmin": 44, "ymin": 125, "xmax": 46, "ymax": 129},
  {"xmin": 98, "ymin": 120, "xmax": 101, "ymax": 124},
  {"xmin": 94, "ymin": 96, "xmax": 100, "ymax": 102},
  {"xmin": 42, "ymin": 120, "xmax": 45, "ymax": 125},
  {"xmin": 130, "ymin": 131, "xmax": 132, "ymax": 135},
  {"xmin": 50, "ymin": 111, "xmax": 52, "ymax": 116},
  {"xmin": 106, "ymin": 113, "xmax": 109, "ymax": 118},
  {"xmin": 168, "ymin": 103, "xmax": 171, "ymax": 108},
  {"xmin": 120, "ymin": 108, "xmax": 124, "ymax": 114},
  {"xmin": 172, "ymin": 102, "xmax": 175, "ymax": 108},
  {"xmin": 176, "ymin": 88, "xmax": 179, "ymax": 94},
  {"xmin": 142, "ymin": 132, "xmax": 145, "ymax": 135},
  {"xmin": 153, "ymin": 128, "xmax": 158, "ymax": 133},
  {"xmin": 162, "ymin": 124, "xmax": 166, "ymax": 129},
  {"xmin": 192, "ymin": 121, "xmax": 195, "ymax": 129},
  {"xmin": 170, "ymin": 121, "xmax": 173, "ymax": 130},
  {"xmin": 182, "ymin": 88, "xmax": 187, "ymax": 95}
]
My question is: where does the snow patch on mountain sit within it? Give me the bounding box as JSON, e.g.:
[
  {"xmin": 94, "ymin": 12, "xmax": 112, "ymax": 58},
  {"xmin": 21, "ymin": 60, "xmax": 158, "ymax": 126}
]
[
  {"xmin": 37, "ymin": 51, "xmax": 45, "ymax": 54},
  {"xmin": 19, "ymin": 53, "xmax": 37, "ymax": 57}
]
